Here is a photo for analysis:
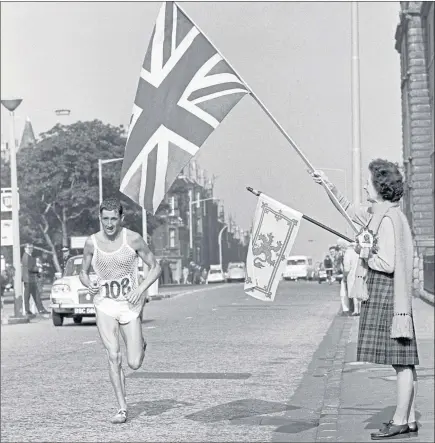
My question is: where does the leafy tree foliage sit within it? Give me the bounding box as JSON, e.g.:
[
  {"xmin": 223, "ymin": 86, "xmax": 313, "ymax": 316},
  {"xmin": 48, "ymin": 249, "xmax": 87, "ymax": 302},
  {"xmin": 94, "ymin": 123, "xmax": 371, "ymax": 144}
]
[
  {"xmin": 16, "ymin": 120, "xmax": 167, "ymax": 271},
  {"xmin": 1, "ymin": 156, "xmax": 11, "ymax": 187}
]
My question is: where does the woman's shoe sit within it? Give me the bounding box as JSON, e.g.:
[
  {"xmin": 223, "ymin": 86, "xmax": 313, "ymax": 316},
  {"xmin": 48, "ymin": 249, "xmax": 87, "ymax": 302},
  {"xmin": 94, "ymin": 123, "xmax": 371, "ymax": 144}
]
[
  {"xmin": 371, "ymin": 421, "xmax": 410, "ymax": 440},
  {"xmin": 408, "ymin": 422, "xmax": 418, "ymax": 433}
]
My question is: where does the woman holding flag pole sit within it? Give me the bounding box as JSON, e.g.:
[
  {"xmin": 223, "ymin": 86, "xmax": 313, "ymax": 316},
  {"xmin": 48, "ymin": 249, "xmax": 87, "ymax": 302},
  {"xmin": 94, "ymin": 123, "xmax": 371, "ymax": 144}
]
[{"xmin": 312, "ymin": 160, "xmax": 419, "ymax": 440}]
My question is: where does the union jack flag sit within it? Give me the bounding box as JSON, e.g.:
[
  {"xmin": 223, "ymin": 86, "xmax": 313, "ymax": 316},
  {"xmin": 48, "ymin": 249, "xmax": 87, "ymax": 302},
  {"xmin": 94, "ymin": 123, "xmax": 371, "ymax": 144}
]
[{"xmin": 120, "ymin": 1, "xmax": 249, "ymax": 213}]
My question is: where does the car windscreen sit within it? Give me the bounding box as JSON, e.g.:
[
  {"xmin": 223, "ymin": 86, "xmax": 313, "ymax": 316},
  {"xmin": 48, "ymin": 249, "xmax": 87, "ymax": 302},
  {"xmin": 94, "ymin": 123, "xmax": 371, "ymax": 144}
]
[
  {"xmin": 209, "ymin": 270, "xmax": 221, "ymax": 274},
  {"xmin": 287, "ymin": 259, "xmax": 307, "ymax": 266},
  {"xmin": 64, "ymin": 258, "xmax": 95, "ymax": 276},
  {"xmin": 228, "ymin": 263, "xmax": 245, "ymax": 269}
]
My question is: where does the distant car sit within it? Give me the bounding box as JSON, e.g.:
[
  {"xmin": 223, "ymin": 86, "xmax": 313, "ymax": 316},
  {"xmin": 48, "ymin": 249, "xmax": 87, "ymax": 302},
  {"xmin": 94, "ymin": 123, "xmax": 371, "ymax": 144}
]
[
  {"xmin": 207, "ymin": 265, "xmax": 225, "ymax": 284},
  {"xmin": 334, "ymin": 272, "xmax": 343, "ymax": 284},
  {"xmin": 226, "ymin": 262, "xmax": 246, "ymax": 282},
  {"xmin": 316, "ymin": 268, "xmax": 327, "ymax": 284},
  {"xmin": 50, "ymin": 255, "xmax": 98, "ymax": 327},
  {"xmin": 283, "ymin": 256, "xmax": 314, "ymax": 281}
]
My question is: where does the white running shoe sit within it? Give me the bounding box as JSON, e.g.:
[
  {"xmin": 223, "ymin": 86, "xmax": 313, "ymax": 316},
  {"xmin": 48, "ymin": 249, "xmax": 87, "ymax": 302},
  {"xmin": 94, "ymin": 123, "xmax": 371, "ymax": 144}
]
[{"xmin": 111, "ymin": 409, "xmax": 127, "ymax": 424}]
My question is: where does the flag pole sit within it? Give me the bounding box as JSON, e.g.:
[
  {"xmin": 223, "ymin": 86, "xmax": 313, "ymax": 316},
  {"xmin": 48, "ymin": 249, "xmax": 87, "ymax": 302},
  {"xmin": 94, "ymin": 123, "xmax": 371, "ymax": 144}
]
[
  {"xmin": 175, "ymin": 1, "xmax": 358, "ymax": 235},
  {"xmin": 246, "ymin": 187, "xmax": 353, "ymax": 243}
]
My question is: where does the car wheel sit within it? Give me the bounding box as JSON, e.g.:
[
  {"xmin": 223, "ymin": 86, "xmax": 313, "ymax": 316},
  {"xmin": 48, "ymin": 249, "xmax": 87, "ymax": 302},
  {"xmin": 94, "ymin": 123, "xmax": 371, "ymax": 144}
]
[
  {"xmin": 73, "ymin": 316, "xmax": 83, "ymax": 324},
  {"xmin": 52, "ymin": 312, "xmax": 64, "ymax": 327}
]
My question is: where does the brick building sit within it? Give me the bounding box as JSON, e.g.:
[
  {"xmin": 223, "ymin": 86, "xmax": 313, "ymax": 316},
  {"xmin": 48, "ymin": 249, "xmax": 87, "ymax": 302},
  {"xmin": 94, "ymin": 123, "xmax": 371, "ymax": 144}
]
[
  {"xmin": 395, "ymin": 1, "xmax": 434, "ymax": 301},
  {"xmin": 151, "ymin": 162, "xmax": 248, "ymax": 283}
]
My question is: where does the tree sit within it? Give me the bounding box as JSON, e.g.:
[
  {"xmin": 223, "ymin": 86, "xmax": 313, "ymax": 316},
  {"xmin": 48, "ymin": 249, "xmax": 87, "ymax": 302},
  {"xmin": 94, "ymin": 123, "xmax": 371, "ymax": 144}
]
[
  {"xmin": 17, "ymin": 120, "xmax": 167, "ymax": 271},
  {"xmin": 1, "ymin": 156, "xmax": 11, "ymax": 187}
]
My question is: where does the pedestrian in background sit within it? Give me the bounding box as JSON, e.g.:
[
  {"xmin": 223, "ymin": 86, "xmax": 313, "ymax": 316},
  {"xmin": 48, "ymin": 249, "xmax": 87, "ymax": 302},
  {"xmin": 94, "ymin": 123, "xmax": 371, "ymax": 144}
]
[
  {"xmin": 35, "ymin": 257, "xmax": 44, "ymax": 299},
  {"xmin": 337, "ymin": 239, "xmax": 351, "ymax": 316},
  {"xmin": 21, "ymin": 244, "xmax": 48, "ymax": 316},
  {"xmin": 312, "ymin": 159, "xmax": 419, "ymax": 440},
  {"xmin": 323, "ymin": 254, "xmax": 333, "ymax": 284},
  {"xmin": 343, "ymin": 242, "xmax": 360, "ymax": 316},
  {"xmin": 182, "ymin": 266, "xmax": 189, "ymax": 284}
]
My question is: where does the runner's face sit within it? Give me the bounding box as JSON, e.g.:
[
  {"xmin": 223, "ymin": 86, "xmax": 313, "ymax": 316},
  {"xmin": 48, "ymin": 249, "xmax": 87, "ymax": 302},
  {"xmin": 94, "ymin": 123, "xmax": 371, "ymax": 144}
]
[{"xmin": 100, "ymin": 209, "xmax": 123, "ymax": 237}]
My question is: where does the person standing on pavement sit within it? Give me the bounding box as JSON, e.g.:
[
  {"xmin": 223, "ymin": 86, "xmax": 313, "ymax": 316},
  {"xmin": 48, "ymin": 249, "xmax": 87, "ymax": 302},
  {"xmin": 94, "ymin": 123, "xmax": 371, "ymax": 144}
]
[
  {"xmin": 323, "ymin": 254, "xmax": 333, "ymax": 283},
  {"xmin": 343, "ymin": 242, "xmax": 360, "ymax": 316},
  {"xmin": 337, "ymin": 240, "xmax": 351, "ymax": 316},
  {"xmin": 21, "ymin": 244, "xmax": 49, "ymax": 316},
  {"xmin": 182, "ymin": 266, "xmax": 189, "ymax": 284},
  {"xmin": 80, "ymin": 197, "xmax": 161, "ymax": 424},
  {"xmin": 312, "ymin": 159, "xmax": 419, "ymax": 440}
]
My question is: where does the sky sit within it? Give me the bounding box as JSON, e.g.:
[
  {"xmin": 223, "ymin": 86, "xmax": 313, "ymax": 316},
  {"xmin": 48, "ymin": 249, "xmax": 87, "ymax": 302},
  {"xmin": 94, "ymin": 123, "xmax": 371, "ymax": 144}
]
[{"xmin": 1, "ymin": 1, "xmax": 403, "ymax": 262}]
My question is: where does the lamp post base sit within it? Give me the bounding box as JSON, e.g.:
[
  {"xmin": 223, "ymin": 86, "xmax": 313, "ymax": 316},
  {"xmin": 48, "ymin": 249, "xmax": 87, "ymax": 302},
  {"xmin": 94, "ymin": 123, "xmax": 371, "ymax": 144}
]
[{"xmin": 1, "ymin": 313, "xmax": 30, "ymax": 325}]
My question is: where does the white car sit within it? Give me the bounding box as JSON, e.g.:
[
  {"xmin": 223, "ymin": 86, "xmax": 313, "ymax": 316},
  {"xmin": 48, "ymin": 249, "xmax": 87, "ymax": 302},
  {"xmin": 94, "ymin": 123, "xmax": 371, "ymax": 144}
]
[
  {"xmin": 50, "ymin": 255, "xmax": 99, "ymax": 326},
  {"xmin": 283, "ymin": 256, "xmax": 314, "ymax": 281},
  {"xmin": 226, "ymin": 262, "xmax": 246, "ymax": 282},
  {"xmin": 207, "ymin": 265, "xmax": 225, "ymax": 284}
]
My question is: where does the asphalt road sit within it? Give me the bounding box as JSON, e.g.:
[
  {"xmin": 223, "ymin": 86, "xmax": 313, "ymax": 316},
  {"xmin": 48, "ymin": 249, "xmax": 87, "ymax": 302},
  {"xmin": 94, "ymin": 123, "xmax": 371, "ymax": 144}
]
[{"xmin": 1, "ymin": 281, "xmax": 341, "ymax": 442}]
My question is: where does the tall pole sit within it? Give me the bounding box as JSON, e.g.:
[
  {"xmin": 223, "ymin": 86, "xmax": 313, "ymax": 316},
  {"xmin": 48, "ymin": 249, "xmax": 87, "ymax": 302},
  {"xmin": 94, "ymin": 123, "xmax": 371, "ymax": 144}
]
[
  {"xmin": 9, "ymin": 111, "xmax": 23, "ymax": 317},
  {"xmin": 98, "ymin": 159, "xmax": 103, "ymax": 230},
  {"xmin": 218, "ymin": 225, "xmax": 228, "ymax": 269},
  {"xmin": 1, "ymin": 98, "xmax": 27, "ymax": 322},
  {"xmin": 189, "ymin": 189, "xmax": 193, "ymax": 251},
  {"xmin": 351, "ymin": 2, "xmax": 362, "ymax": 206},
  {"xmin": 143, "ymin": 205, "xmax": 158, "ymax": 295}
]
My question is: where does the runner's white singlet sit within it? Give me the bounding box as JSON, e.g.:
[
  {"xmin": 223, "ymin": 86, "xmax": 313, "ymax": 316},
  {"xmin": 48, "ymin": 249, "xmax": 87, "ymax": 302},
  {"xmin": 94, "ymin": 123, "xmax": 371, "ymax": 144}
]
[{"xmin": 91, "ymin": 229, "xmax": 142, "ymax": 323}]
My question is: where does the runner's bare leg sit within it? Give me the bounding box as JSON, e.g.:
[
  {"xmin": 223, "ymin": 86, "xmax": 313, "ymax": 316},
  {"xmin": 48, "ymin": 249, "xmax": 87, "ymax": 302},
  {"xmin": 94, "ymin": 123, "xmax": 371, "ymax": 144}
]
[
  {"xmin": 120, "ymin": 316, "xmax": 147, "ymax": 370},
  {"xmin": 96, "ymin": 310, "xmax": 127, "ymax": 411}
]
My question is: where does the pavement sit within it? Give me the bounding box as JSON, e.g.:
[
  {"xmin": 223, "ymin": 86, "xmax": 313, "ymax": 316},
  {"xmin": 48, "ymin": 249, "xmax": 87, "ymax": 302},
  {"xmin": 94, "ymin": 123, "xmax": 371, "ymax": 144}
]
[
  {"xmin": 334, "ymin": 296, "xmax": 434, "ymax": 442},
  {"xmin": 1, "ymin": 281, "xmax": 433, "ymax": 442}
]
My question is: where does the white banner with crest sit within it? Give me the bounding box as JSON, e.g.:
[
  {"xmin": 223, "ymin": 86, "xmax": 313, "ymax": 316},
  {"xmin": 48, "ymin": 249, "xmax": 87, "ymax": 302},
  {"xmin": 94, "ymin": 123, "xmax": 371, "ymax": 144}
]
[{"xmin": 244, "ymin": 194, "xmax": 303, "ymax": 301}]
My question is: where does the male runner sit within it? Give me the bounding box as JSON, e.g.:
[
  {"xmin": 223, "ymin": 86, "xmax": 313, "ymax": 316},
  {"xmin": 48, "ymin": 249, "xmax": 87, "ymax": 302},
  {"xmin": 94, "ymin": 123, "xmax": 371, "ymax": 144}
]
[{"xmin": 80, "ymin": 197, "xmax": 161, "ymax": 424}]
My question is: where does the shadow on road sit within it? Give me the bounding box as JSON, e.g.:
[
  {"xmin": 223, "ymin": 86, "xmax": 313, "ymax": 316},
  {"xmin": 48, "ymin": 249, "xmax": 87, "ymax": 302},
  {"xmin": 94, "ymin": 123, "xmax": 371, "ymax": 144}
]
[
  {"xmin": 185, "ymin": 398, "xmax": 299, "ymax": 423},
  {"xmin": 127, "ymin": 399, "xmax": 193, "ymax": 421}
]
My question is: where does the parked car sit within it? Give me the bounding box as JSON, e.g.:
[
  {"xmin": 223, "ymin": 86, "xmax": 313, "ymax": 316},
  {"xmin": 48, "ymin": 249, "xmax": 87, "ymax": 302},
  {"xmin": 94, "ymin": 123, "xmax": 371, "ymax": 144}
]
[
  {"xmin": 207, "ymin": 265, "xmax": 225, "ymax": 284},
  {"xmin": 282, "ymin": 256, "xmax": 314, "ymax": 281},
  {"xmin": 226, "ymin": 262, "xmax": 246, "ymax": 282},
  {"xmin": 50, "ymin": 255, "xmax": 98, "ymax": 327}
]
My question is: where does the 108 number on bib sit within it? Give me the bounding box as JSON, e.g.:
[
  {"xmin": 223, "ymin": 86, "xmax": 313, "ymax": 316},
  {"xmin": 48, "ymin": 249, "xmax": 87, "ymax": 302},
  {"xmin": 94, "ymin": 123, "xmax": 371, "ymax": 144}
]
[{"xmin": 101, "ymin": 277, "xmax": 131, "ymax": 299}]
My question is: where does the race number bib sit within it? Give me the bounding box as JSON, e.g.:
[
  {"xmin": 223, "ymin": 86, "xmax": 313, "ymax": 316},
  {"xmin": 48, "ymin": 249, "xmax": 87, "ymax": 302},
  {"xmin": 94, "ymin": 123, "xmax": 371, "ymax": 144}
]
[{"xmin": 100, "ymin": 276, "xmax": 132, "ymax": 299}]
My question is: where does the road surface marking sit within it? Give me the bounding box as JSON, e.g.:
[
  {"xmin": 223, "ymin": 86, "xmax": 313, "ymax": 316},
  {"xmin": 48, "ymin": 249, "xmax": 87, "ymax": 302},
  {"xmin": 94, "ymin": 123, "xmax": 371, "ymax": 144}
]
[
  {"xmin": 169, "ymin": 284, "xmax": 226, "ymax": 300},
  {"xmin": 145, "ymin": 326, "xmax": 156, "ymax": 329},
  {"xmin": 185, "ymin": 316, "xmax": 193, "ymax": 319},
  {"xmin": 83, "ymin": 341, "xmax": 96, "ymax": 345}
]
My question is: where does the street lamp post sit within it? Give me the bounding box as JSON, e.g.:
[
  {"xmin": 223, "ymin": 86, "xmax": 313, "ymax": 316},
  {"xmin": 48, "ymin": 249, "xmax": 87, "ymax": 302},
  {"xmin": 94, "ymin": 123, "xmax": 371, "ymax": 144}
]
[
  {"xmin": 351, "ymin": 1, "xmax": 362, "ymax": 206},
  {"xmin": 97, "ymin": 157, "xmax": 158, "ymax": 295},
  {"xmin": 188, "ymin": 195, "xmax": 220, "ymax": 251},
  {"xmin": 218, "ymin": 225, "xmax": 228, "ymax": 269},
  {"xmin": 1, "ymin": 98, "xmax": 28, "ymax": 323}
]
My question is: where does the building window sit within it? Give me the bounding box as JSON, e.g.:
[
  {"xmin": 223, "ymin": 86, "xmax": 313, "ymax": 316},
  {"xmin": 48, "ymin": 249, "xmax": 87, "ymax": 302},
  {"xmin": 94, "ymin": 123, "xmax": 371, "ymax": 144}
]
[
  {"xmin": 169, "ymin": 228, "xmax": 176, "ymax": 248},
  {"xmin": 169, "ymin": 195, "xmax": 178, "ymax": 216}
]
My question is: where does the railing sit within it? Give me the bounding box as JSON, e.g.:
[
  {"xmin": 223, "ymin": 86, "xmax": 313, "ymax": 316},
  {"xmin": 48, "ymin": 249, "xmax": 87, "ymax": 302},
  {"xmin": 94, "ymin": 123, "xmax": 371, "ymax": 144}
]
[{"xmin": 423, "ymin": 254, "xmax": 434, "ymax": 294}]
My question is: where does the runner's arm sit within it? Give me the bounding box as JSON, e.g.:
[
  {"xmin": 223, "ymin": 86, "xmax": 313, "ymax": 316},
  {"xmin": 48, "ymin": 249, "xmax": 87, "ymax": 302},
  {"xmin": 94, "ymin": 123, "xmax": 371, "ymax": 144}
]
[
  {"xmin": 134, "ymin": 234, "xmax": 161, "ymax": 293},
  {"xmin": 79, "ymin": 237, "xmax": 94, "ymax": 289}
]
